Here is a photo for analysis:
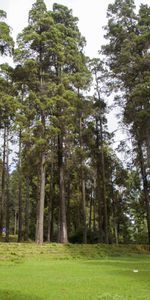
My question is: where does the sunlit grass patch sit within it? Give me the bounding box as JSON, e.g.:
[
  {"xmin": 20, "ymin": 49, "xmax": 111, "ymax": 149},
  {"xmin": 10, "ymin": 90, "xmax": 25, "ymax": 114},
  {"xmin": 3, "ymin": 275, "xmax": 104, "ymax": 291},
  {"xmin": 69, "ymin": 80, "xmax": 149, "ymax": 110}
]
[{"xmin": 0, "ymin": 243, "xmax": 150, "ymax": 299}]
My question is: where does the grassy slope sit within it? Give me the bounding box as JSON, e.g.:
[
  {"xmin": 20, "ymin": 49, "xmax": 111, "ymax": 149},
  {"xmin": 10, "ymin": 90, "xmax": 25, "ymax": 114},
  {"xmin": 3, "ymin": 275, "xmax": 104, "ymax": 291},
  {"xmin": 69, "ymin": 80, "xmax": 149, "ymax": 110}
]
[
  {"xmin": 0, "ymin": 243, "xmax": 150, "ymax": 300},
  {"xmin": 0, "ymin": 243, "xmax": 149, "ymax": 260}
]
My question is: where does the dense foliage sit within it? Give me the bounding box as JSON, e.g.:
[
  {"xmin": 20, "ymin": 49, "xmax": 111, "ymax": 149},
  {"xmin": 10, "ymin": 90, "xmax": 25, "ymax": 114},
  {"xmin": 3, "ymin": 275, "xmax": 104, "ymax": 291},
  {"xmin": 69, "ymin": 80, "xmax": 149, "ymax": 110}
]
[{"xmin": 0, "ymin": 0, "xmax": 149, "ymax": 245}]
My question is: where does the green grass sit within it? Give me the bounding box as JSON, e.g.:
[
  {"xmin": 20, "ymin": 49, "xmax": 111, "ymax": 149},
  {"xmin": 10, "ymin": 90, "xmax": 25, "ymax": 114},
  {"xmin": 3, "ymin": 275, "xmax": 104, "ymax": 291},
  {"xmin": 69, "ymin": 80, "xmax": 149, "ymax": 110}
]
[{"xmin": 0, "ymin": 243, "xmax": 150, "ymax": 300}]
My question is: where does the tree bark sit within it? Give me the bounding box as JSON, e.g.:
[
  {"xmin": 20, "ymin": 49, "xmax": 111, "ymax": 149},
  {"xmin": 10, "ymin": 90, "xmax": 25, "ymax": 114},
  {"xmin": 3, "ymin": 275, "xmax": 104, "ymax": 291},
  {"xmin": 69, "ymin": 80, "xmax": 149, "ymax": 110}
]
[
  {"xmin": 111, "ymin": 173, "xmax": 119, "ymax": 245},
  {"xmin": 50, "ymin": 182, "xmax": 55, "ymax": 242},
  {"xmin": 36, "ymin": 52, "xmax": 46, "ymax": 245},
  {"xmin": 146, "ymin": 131, "xmax": 150, "ymax": 170},
  {"xmin": 58, "ymin": 133, "xmax": 68, "ymax": 243},
  {"xmin": 96, "ymin": 119, "xmax": 103, "ymax": 242},
  {"xmin": 137, "ymin": 138, "xmax": 150, "ymax": 248},
  {"xmin": 0, "ymin": 126, "xmax": 6, "ymax": 237},
  {"xmin": 81, "ymin": 170, "xmax": 87, "ymax": 243},
  {"xmin": 47, "ymin": 164, "xmax": 54, "ymax": 242},
  {"xmin": 18, "ymin": 129, "xmax": 23, "ymax": 242},
  {"xmin": 24, "ymin": 176, "xmax": 30, "ymax": 241},
  {"xmin": 36, "ymin": 151, "xmax": 46, "ymax": 244},
  {"xmin": 5, "ymin": 127, "xmax": 10, "ymax": 242},
  {"xmin": 89, "ymin": 189, "xmax": 93, "ymax": 242},
  {"xmin": 79, "ymin": 116, "xmax": 87, "ymax": 244},
  {"xmin": 14, "ymin": 211, "xmax": 17, "ymax": 236},
  {"xmin": 67, "ymin": 180, "xmax": 71, "ymax": 238},
  {"xmin": 100, "ymin": 117, "xmax": 109, "ymax": 244}
]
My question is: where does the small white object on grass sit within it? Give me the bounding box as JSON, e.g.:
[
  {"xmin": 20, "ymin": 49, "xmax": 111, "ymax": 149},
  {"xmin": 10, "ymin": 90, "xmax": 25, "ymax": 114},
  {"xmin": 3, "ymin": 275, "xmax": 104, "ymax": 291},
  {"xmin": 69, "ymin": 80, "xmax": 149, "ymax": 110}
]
[{"xmin": 133, "ymin": 269, "xmax": 139, "ymax": 273}]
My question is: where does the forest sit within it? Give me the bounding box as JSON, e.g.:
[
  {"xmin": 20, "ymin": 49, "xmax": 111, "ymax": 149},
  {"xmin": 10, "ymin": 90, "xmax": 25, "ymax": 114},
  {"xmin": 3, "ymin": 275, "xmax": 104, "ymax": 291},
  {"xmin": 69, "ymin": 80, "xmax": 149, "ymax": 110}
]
[{"xmin": 0, "ymin": 0, "xmax": 150, "ymax": 246}]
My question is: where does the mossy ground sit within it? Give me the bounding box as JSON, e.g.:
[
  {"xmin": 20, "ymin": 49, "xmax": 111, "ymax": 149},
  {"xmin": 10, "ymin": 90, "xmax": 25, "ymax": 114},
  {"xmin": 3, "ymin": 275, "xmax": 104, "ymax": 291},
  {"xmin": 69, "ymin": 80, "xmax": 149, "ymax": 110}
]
[{"xmin": 0, "ymin": 243, "xmax": 150, "ymax": 299}]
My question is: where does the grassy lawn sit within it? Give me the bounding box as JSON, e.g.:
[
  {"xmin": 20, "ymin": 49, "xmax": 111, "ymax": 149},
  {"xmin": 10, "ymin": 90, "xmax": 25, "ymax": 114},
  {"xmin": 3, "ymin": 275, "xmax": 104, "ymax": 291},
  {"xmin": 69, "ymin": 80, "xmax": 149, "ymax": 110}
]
[{"xmin": 0, "ymin": 243, "xmax": 150, "ymax": 300}]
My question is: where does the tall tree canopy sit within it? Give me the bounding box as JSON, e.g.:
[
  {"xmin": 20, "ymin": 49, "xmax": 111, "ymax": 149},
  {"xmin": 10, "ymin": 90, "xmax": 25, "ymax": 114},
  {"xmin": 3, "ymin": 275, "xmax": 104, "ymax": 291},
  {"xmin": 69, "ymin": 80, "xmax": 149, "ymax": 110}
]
[
  {"xmin": 102, "ymin": 0, "xmax": 150, "ymax": 245},
  {"xmin": 0, "ymin": 0, "xmax": 149, "ymax": 246}
]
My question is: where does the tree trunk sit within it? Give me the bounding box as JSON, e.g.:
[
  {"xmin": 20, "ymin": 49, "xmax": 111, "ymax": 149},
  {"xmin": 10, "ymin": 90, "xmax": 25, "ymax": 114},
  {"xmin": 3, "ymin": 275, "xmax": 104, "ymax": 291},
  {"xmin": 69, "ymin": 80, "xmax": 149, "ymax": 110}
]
[
  {"xmin": 47, "ymin": 202, "xmax": 51, "ymax": 243},
  {"xmin": 18, "ymin": 129, "xmax": 23, "ymax": 242},
  {"xmin": 95, "ymin": 119, "xmax": 103, "ymax": 242},
  {"xmin": 0, "ymin": 126, "xmax": 6, "ymax": 238},
  {"xmin": 79, "ymin": 116, "xmax": 87, "ymax": 244},
  {"xmin": 58, "ymin": 134, "xmax": 68, "ymax": 243},
  {"xmin": 137, "ymin": 138, "xmax": 150, "ymax": 248},
  {"xmin": 5, "ymin": 127, "xmax": 10, "ymax": 242},
  {"xmin": 24, "ymin": 176, "xmax": 30, "ymax": 241},
  {"xmin": 67, "ymin": 180, "xmax": 71, "ymax": 238},
  {"xmin": 35, "ymin": 42, "xmax": 46, "ymax": 244},
  {"xmin": 93, "ymin": 197, "xmax": 96, "ymax": 235},
  {"xmin": 50, "ymin": 182, "xmax": 55, "ymax": 242},
  {"xmin": 111, "ymin": 175, "xmax": 119, "ymax": 245},
  {"xmin": 47, "ymin": 164, "xmax": 54, "ymax": 242},
  {"xmin": 89, "ymin": 189, "xmax": 93, "ymax": 242},
  {"xmin": 81, "ymin": 171, "xmax": 87, "ymax": 243},
  {"xmin": 14, "ymin": 211, "xmax": 17, "ymax": 236},
  {"xmin": 146, "ymin": 131, "xmax": 150, "ymax": 170},
  {"xmin": 100, "ymin": 118, "xmax": 109, "ymax": 244},
  {"xmin": 36, "ymin": 151, "xmax": 46, "ymax": 244}
]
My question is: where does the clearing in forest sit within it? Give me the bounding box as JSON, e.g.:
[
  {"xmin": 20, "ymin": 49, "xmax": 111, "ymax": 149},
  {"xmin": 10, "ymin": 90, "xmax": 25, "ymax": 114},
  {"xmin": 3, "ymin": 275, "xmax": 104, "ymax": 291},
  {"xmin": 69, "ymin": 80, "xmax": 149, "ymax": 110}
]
[{"xmin": 0, "ymin": 243, "xmax": 150, "ymax": 300}]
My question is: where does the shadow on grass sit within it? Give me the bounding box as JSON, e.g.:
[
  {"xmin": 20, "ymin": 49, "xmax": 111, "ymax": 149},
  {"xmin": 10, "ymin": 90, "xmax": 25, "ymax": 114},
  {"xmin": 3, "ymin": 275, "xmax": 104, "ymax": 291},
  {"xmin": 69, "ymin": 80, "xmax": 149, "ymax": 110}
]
[{"xmin": 0, "ymin": 290, "xmax": 42, "ymax": 300}]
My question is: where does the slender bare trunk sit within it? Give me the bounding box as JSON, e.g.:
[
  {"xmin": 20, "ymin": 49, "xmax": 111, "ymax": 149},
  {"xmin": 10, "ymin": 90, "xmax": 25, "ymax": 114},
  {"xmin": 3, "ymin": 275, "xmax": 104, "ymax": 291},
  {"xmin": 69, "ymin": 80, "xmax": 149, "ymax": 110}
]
[
  {"xmin": 36, "ymin": 151, "xmax": 46, "ymax": 244},
  {"xmin": 93, "ymin": 198, "xmax": 96, "ymax": 234},
  {"xmin": 0, "ymin": 126, "xmax": 6, "ymax": 237},
  {"xmin": 137, "ymin": 138, "xmax": 150, "ymax": 248},
  {"xmin": 47, "ymin": 205, "xmax": 51, "ymax": 243},
  {"xmin": 89, "ymin": 192, "xmax": 92, "ymax": 234},
  {"xmin": 79, "ymin": 116, "xmax": 87, "ymax": 243},
  {"xmin": 100, "ymin": 118, "xmax": 109, "ymax": 244},
  {"xmin": 95, "ymin": 119, "xmax": 103, "ymax": 242},
  {"xmin": 111, "ymin": 171, "xmax": 119, "ymax": 244},
  {"xmin": 67, "ymin": 180, "xmax": 71, "ymax": 237},
  {"xmin": 47, "ymin": 165, "xmax": 54, "ymax": 242},
  {"xmin": 58, "ymin": 134, "xmax": 68, "ymax": 243},
  {"xmin": 146, "ymin": 131, "xmax": 150, "ymax": 169},
  {"xmin": 14, "ymin": 211, "xmax": 17, "ymax": 236},
  {"xmin": 18, "ymin": 129, "xmax": 22, "ymax": 242},
  {"xmin": 24, "ymin": 176, "xmax": 30, "ymax": 241},
  {"xmin": 35, "ymin": 51, "xmax": 47, "ymax": 244},
  {"xmin": 81, "ymin": 171, "xmax": 87, "ymax": 243},
  {"xmin": 35, "ymin": 175, "xmax": 40, "ymax": 242},
  {"xmin": 50, "ymin": 183, "xmax": 55, "ymax": 242},
  {"xmin": 5, "ymin": 127, "xmax": 10, "ymax": 242},
  {"xmin": 89, "ymin": 189, "xmax": 93, "ymax": 242}
]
